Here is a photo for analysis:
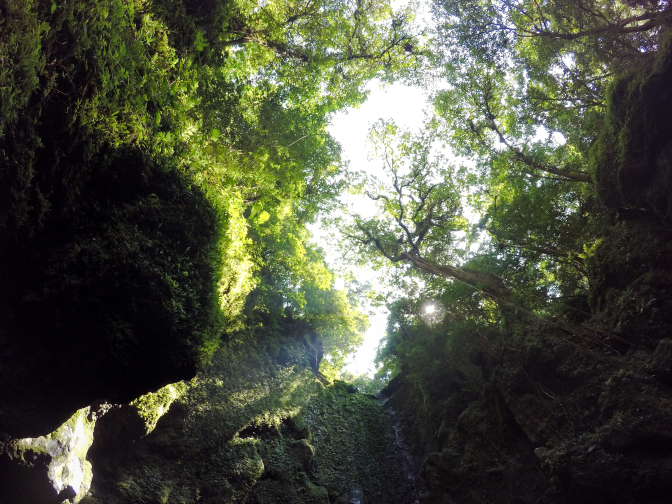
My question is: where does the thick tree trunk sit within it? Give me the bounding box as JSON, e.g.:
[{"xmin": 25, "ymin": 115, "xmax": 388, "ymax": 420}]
[{"xmin": 401, "ymin": 253, "xmax": 510, "ymax": 300}]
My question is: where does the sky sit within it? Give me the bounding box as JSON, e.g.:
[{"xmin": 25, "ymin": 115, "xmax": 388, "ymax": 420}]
[{"xmin": 310, "ymin": 81, "xmax": 432, "ymax": 377}]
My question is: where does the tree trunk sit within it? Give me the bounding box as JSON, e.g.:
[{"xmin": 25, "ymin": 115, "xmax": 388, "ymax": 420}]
[{"xmin": 401, "ymin": 252, "xmax": 510, "ymax": 300}]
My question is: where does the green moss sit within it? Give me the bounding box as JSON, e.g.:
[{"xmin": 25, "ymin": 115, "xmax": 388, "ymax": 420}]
[
  {"xmin": 587, "ymin": 216, "xmax": 672, "ymax": 341},
  {"xmin": 86, "ymin": 324, "xmax": 416, "ymax": 504},
  {"xmin": 8, "ymin": 407, "xmax": 97, "ymax": 503},
  {"xmin": 115, "ymin": 475, "xmax": 144, "ymax": 501},
  {"xmin": 295, "ymin": 385, "xmax": 412, "ymax": 503},
  {"xmin": 149, "ymin": 0, "xmax": 235, "ymax": 62},
  {"xmin": 0, "ymin": 0, "xmax": 48, "ymax": 138},
  {"xmin": 130, "ymin": 382, "xmax": 189, "ymax": 434},
  {"xmin": 86, "ymin": 336, "xmax": 322, "ymax": 502},
  {"xmin": 305, "ymin": 479, "xmax": 330, "ymax": 503},
  {"xmin": 0, "ymin": 0, "xmax": 257, "ymax": 377}
]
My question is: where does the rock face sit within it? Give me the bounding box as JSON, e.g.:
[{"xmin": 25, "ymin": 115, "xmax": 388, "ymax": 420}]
[
  {"xmin": 0, "ymin": 333, "xmax": 319, "ymax": 504},
  {"xmin": 383, "ymin": 330, "xmax": 672, "ymax": 504},
  {"xmin": 0, "ymin": 406, "xmax": 99, "ymax": 504},
  {"xmin": 0, "ymin": 150, "xmax": 221, "ymax": 438},
  {"xmin": 588, "ymin": 214, "xmax": 672, "ymax": 346},
  {"xmin": 82, "ymin": 336, "xmax": 414, "ymax": 504},
  {"xmin": 587, "ymin": 32, "xmax": 672, "ymax": 346},
  {"xmin": 0, "ymin": 381, "xmax": 188, "ymax": 504},
  {"xmin": 592, "ymin": 34, "xmax": 672, "ymax": 224}
]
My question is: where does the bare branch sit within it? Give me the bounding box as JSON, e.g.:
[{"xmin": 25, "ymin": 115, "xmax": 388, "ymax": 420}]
[{"xmin": 365, "ymin": 192, "xmax": 391, "ymax": 202}]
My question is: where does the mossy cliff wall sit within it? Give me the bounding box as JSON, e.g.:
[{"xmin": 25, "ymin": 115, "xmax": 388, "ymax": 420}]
[
  {"xmin": 588, "ymin": 34, "xmax": 672, "ymax": 344},
  {"xmin": 383, "ymin": 329, "xmax": 672, "ymax": 504},
  {"xmin": 0, "ymin": 151, "xmax": 222, "ymax": 438},
  {"xmin": 80, "ymin": 333, "xmax": 413, "ymax": 504},
  {"xmin": 0, "ymin": 406, "xmax": 98, "ymax": 504},
  {"xmin": 1, "ymin": 324, "xmax": 414, "ymax": 504},
  {"xmin": 591, "ymin": 33, "xmax": 672, "ymax": 224}
]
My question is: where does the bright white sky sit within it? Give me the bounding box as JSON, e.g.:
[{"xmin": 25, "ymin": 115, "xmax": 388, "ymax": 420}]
[{"xmin": 310, "ymin": 81, "xmax": 432, "ymax": 377}]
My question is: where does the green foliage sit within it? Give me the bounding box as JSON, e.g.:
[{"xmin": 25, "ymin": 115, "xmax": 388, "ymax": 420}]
[
  {"xmin": 377, "ymin": 292, "xmax": 502, "ymax": 391},
  {"xmin": 130, "ymin": 382, "xmax": 188, "ymax": 434},
  {"xmin": 0, "ymin": 0, "xmax": 48, "ymax": 138},
  {"xmin": 340, "ymin": 371, "xmax": 388, "ymax": 395},
  {"xmin": 338, "ymin": 0, "xmax": 663, "ymax": 373},
  {"xmin": 6, "ymin": 1, "xmax": 672, "ymax": 502},
  {"xmin": 415, "ymin": 0, "xmax": 667, "ymax": 316},
  {"xmin": 235, "ymin": 215, "xmax": 369, "ymax": 378},
  {"xmin": 149, "ymin": 0, "xmax": 236, "ymax": 58}
]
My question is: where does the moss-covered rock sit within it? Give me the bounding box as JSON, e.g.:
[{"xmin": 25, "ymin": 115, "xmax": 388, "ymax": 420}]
[
  {"xmin": 591, "ymin": 31, "xmax": 672, "ymax": 222},
  {"xmin": 0, "ymin": 0, "xmax": 241, "ymax": 439},
  {"xmin": 298, "ymin": 383, "xmax": 414, "ymax": 504},
  {"xmin": 587, "ymin": 216, "xmax": 672, "ymax": 346},
  {"xmin": 587, "ymin": 28, "xmax": 672, "ymax": 345},
  {"xmin": 80, "ymin": 329, "xmax": 412, "ymax": 504},
  {"xmin": 0, "ymin": 405, "xmax": 105, "ymax": 504},
  {"xmin": 0, "ymin": 150, "xmax": 223, "ymax": 437},
  {"xmin": 83, "ymin": 333, "xmax": 320, "ymax": 503},
  {"xmin": 382, "ymin": 324, "xmax": 672, "ymax": 504}
]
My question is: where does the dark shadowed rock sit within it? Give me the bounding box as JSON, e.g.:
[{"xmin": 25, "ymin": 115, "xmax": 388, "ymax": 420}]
[{"xmin": 0, "ymin": 149, "xmax": 220, "ymax": 438}]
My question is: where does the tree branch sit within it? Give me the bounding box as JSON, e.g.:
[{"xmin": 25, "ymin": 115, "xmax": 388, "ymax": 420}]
[
  {"xmin": 499, "ymin": 239, "xmax": 586, "ymax": 275},
  {"xmin": 482, "ymin": 99, "xmax": 592, "ymax": 183},
  {"xmin": 401, "ymin": 252, "xmax": 511, "ymax": 300},
  {"xmin": 353, "ymin": 221, "xmax": 404, "ymax": 262},
  {"xmin": 518, "ymin": 10, "xmax": 670, "ymax": 40}
]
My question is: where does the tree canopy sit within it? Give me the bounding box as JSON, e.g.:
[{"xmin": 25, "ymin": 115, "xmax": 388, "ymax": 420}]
[
  {"xmin": 333, "ymin": 0, "xmax": 671, "ymax": 389},
  {"xmin": 2, "ymin": 0, "xmax": 671, "ymax": 391}
]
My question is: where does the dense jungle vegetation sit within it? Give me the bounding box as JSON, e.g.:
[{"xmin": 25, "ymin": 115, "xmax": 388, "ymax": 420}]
[{"xmin": 2, "ymin": 0, "xmax": 672, "ymax": 502}]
